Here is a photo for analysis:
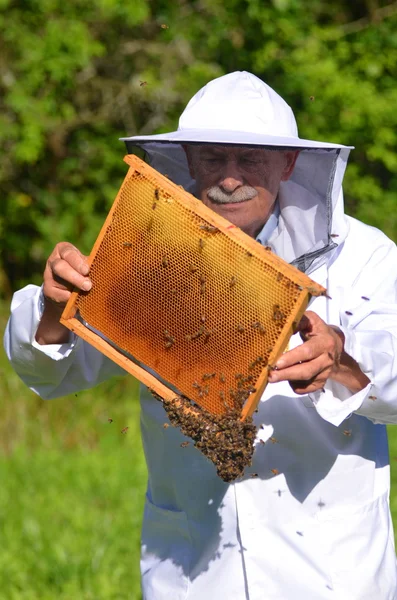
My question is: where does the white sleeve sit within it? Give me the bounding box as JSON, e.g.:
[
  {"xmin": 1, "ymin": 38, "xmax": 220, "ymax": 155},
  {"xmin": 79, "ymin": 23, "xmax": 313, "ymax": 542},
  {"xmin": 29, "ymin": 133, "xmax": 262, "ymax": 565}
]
[
  {"xmin": 3, "ymin": 285, "xmax": 126, "ymax": 399},
  {"xmin": 308, "ymin": 235, "xmax": 397, "ymax": 426}
]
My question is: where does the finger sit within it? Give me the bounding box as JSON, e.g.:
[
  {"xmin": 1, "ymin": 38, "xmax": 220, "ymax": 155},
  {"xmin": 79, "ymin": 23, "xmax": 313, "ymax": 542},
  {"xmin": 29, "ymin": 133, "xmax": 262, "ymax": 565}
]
[
  {"xmin": 57, "ymin": 242, "xmax": 90, "ymax": 276},
  {"xmin": 48, "ymin": 257, "xmax": 92, "ymax": 292},
  {"xmin": 269, "ymin": 355, "xmax": 331, "ymax": 384},
  {"xmin": 290, "ymin": 378, "xmax": 327, "ymax": 395},
  {"xmin": 275, "ymin": 341, "xmax": 322, "ymax": 370},
  {"xmin": 295, "ymin": 311, "xmax": 328, "ymax": 340}
]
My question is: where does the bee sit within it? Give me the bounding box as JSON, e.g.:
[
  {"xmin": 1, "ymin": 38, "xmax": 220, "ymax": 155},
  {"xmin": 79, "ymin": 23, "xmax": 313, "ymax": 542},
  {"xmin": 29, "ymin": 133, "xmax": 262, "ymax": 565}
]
[
  {"xmin": 361, "ymin": 296, "xmax": 370, "ymax": 301},
  {"xmin": 259, "ymin": 439, "xmax": 265, "ymax": 445},
  {"xmin": 200, "ymin": 314, "xmax": 206, "ymax": 323},
  {"xmin": 189, "ymin": 264, "xmax": 198, "ymax": 273},
  {"xmin": 230, "ymin": 276, "xmax": 237, "ymax": 288},
  {"xmin": 269, "ymin": 437, "xmax": 279, "ymax": 444},
  {"xmin": 276, "ymin": 273, "xmax": 283, "ymax": 282},
  {"xmin": 309, "ymin": 95, "xmax": 315, "ymax": 101},
  {"xmin": 122, "ymin": 242, "xmax": 132, "ymax": 248},
  {"xmin": 191, "ymin": 326, "xmax": 205, "ymax": 340},
  {"xmin": 139, "ymin": 80, "xmax": 147, "ymax": 87},
  {"xmin": 200, "ymin": 224, "xmax": 218, "ymax": 233},
  {"xmin": 248, "ymin": 355, "xmax": 264, "ymax": 370},
  {"xmin": 251, "ymin": 321, "xmax": 265, "ymax": 334},
  {"xmin": 343, "ymin": 429, "xmax": 352, "ymax": 437},
  {"xmin": 160, "ymin": 23, "xmax": 169, "ymax": 29},
  {"xmin": 147, "ymin": 217, "xmax": 154, "ymax": 231},
  {"xmin": 275, "ymin": 489, "xmax": 283, "ymax": 497},
  {"xmin": 170, "ymin": 289, "xmax": 177, "ymax": 295},
  {"xmin": 272, "ymin": 305, "xmax": 285, "ymax": 321},
  {"xmin": 345, "ymin": 311, "xmax": 353, "ymax": 316},
  {"xmin": 219, "ymin": 373, "xmax": 226, "ymax": 383},
  {"xmin": 219, "ymin": 391, "xmax": 225, "ymax": 401},
  {"xmin": 200, "ymin": 274, "xmax": 206, "ymax": 284},
  {"xmin": 121, "ymin": 427, "xmax": 129, "ymax": 434},
  {"xmin": 264, "ymin": 246, "xmax": 272, "ymax": 251},
  {"xmin": 237, "ymin": 324, "xmax": 245, "ymax": 333},
  {"xmin": 192, "ymin": 381, "xmax": 201, "ymax": 389},
  {"xmin": 107, "ymin": 418, "xmax": 113, "ymax": 423},
  {"xmin": 235, "ymin": 373, "xmax": 244, "ymax": 380},
  {"xmin": 317, "ymin": 499, "xmax": 325, "ymax": 509},
  {"xmin": 199, "ymin": 238, "xmax": 205, "ymax": 250},
  {"xmin": 180, "ymin": 441, "xmax": 190, "ymax": 448},
  {"xmin": 162, "ymin": 256, "xmax": 169, "ymax": 268},
  {"xmin": 203, "ymin": 330, "xmax": 211, "ymax": 344},
  {"xmin": 185, "ymin": 334, "xmax": 192, "ymax": 342},
  {"xmin": 154, "ymin": 188, "xmax": 160, "ymax": 201},
  {"xmin": 152, "ymin": 201, "xmax": 157, "ymax": 210},
  {"xmin": 369, "ymin": 395, "xmax": 377, "ymax": 401},
  {"xmin": 250, "ymin": 473, "xmax": 259, "ymax": 478},
  {"xmin": 330, "ymin": 233, "xmax": 339, "ymax": 238},
  {"xmin": 270, "ymin": 468, "xmax": 279, "ymax": 476},
  {"xmin": 200, "ymin": 282, "xmax": 206, "ymax": 295},
  {"xmin": 163, "ymin": 423, "xmax": 170, "ymax": 429},
  {"xmin": 202, "ymin": 373, "xmax": 216, "ymax": 381},
  {"xmin": 163, "ymin": 330, "xmax": 175, "ymax": 349},
  {"xmin": 246, "ymin": 251, "xmax": 253, "ymax": 257}
]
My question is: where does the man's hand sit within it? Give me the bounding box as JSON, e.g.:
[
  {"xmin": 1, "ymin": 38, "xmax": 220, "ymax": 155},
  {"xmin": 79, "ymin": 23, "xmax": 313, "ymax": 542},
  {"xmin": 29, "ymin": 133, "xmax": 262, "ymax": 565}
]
[
  {"xmin": 268, "ymin": 311, "xmax": 370, "ymax": 395},
  {"xmin": 35, "ymin": 242, "xmax": 91, "ymax": 345}
]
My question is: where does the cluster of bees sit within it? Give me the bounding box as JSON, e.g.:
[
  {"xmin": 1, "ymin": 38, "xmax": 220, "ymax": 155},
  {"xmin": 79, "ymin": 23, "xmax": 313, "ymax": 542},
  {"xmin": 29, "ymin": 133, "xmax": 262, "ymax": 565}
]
[{"xmin": 149, "ymin": 390, "xmax": 257, "ymax": 482}]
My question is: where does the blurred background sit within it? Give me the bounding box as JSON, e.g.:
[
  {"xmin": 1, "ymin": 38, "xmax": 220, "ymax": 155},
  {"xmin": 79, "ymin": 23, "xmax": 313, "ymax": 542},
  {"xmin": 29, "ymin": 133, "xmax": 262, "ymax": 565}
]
[{"xmin": 1, "ymin": 0, "xmax": 397, "ymax": 597}]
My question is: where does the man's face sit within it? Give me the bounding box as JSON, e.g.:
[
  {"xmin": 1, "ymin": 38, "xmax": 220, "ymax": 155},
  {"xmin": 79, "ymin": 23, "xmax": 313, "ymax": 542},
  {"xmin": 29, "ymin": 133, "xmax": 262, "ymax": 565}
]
[{"xmin": 186, "ymin": 145, "xmax": 298, "ymax": 238}]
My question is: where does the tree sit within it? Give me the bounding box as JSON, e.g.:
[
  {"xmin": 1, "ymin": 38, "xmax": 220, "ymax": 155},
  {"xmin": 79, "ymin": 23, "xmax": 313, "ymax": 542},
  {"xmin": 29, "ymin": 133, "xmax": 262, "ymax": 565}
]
[{"xmin": 1, "ymin": 0, "xmax": 396, "ymax": 295}]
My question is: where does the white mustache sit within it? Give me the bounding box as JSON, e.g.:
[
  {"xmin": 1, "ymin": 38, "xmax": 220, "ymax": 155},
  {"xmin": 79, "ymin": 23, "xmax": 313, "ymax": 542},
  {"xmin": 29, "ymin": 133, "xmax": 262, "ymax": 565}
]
[{"xmin": 207, "ymin": 185, "xmax": 258, "ymax": 204}]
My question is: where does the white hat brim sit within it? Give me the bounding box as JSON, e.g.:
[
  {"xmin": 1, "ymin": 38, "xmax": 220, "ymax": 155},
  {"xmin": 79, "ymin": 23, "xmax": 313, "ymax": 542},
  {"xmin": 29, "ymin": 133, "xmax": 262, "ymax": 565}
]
[{"xmin": 120, "ymin": 128, "xmax": 353, "ymax": 151}]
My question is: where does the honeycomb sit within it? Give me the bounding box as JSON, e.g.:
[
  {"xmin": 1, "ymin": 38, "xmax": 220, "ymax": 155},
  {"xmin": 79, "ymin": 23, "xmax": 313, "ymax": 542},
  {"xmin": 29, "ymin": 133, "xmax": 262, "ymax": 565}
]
[{"xmin": 61, "ymin": 155, "xmax": 325, "ymax": 420}]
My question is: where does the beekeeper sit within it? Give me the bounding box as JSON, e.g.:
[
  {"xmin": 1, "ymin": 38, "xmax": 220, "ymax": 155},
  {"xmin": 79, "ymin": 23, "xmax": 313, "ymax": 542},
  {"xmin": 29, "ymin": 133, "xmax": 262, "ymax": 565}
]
[{"xmin": 4, "ymin": 71, "xmax": 397, "ymax": 599}]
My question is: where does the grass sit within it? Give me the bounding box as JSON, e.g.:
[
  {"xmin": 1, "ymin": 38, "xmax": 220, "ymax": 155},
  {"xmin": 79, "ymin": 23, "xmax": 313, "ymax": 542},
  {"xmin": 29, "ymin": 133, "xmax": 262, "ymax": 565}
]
[
  {"xmin": 1, "ymin": 300, "xmax": 397, "ymax": 598},
  {"xmin": 0, "ymin": 303, "xmax": 147, "ymax": 599}
]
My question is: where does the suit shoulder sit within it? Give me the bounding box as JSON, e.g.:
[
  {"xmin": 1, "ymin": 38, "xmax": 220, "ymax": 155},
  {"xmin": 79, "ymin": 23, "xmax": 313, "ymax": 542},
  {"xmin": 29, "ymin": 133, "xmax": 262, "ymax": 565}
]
[{"xmin": 345, "ymin": 215, "xmax": 396, "ymax": 252}]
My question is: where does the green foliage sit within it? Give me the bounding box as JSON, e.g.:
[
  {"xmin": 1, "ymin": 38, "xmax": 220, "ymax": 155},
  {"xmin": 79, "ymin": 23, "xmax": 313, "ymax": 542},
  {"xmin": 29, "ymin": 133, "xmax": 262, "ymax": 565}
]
[{"xmin": 1, "ymin": 0, "xmax": 397, "ymax": 295}]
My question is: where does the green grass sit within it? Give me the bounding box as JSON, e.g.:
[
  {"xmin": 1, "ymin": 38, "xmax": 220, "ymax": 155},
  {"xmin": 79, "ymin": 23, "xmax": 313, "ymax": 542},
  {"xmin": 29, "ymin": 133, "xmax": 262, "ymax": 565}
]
[
  {"xmin": 0, "ymin": 303, "xmax": 147, "ymax": 599},
  {"xmin": 2, "ymin": 301, "xmax": 397, "ymax": 598}
]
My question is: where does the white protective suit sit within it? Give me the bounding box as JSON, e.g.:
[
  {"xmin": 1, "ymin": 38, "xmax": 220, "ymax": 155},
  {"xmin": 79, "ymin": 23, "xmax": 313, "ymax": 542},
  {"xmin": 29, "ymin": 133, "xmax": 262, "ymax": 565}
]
[{"xmin": 4, "ymin": 71, "xmax": 397, "ymax": 600}]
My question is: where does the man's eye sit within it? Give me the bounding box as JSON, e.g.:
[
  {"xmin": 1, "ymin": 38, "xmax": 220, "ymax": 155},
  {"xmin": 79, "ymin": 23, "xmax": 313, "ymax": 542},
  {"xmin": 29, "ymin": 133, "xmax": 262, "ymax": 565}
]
[{"xmin": 241, "ymin": 157, "xmax": 259, "ymax": 164}]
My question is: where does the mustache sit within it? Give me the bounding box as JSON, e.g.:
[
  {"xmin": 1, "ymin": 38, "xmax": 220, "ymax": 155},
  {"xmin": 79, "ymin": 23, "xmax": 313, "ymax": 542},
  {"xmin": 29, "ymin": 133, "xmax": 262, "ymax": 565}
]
[{"xmin": 206, "ymin": 185, "xmax": 258, "ymax": 204}]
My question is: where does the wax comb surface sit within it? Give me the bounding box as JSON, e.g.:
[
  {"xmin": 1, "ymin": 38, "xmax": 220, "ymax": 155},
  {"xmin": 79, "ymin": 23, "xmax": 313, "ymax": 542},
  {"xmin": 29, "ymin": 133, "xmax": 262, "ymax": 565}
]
[{"xmin": 61, "ymin": 155, "xmax": 325, "ymax": 420}]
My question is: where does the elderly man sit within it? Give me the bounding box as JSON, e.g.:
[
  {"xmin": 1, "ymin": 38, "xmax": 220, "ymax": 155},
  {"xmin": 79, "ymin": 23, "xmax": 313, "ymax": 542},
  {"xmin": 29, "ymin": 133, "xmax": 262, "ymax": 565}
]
[{"xmin": 4, "ymin": 71, "xmax": 397, "ymax": 599}]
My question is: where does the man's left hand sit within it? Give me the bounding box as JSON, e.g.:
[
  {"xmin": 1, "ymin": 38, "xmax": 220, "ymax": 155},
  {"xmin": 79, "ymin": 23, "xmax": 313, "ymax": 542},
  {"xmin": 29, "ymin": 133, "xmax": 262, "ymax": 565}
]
[{"xmin": 267, "ymin": 311, "xmax": 345, "ymax": 394}]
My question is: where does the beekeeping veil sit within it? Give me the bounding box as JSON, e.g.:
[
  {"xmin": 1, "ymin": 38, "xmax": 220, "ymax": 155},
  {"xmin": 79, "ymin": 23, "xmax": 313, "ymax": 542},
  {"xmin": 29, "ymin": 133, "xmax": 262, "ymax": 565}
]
[{"xmin": 121, "ymin": 71, "xmax": 353, "ymax": 275}]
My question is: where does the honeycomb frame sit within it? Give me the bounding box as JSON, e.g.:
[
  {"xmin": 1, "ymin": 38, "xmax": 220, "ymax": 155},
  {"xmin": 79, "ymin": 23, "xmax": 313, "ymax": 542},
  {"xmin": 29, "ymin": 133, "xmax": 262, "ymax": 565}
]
[{"xmin": 60, "ymin": 154, "xmax": 326, "ymax": 420}]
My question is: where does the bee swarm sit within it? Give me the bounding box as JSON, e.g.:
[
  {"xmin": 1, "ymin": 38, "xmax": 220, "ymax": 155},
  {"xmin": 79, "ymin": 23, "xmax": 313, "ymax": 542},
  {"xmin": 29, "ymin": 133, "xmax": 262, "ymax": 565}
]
[{"xmin": 150, "ymin": 389, "xmax": 257, "ymax": 482}]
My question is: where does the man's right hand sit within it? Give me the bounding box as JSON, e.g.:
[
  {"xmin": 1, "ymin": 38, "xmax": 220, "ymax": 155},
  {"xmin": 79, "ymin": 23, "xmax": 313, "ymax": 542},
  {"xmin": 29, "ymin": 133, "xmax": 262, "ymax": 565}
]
[{"xmin": 35, "ymin": 242, "xmax": 91, "ymax": 345}]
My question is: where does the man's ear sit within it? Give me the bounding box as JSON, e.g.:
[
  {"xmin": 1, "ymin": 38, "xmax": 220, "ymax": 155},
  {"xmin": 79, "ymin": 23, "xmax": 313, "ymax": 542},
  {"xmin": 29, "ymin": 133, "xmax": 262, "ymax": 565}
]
[
  {"xmin": 182, "ymin": 144, "xmax": 196, "ymax": 178},
  {"xmin": 281, "ymin": 151, "xmax": 299, "ymax": 181}
]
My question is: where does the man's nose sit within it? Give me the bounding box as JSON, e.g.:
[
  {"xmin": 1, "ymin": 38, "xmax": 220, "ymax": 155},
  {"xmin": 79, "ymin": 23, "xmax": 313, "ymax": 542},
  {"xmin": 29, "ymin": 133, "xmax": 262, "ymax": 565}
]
[{"xmin": 218, "ymin": 160, "xmax": 244, "ymax": 192}]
